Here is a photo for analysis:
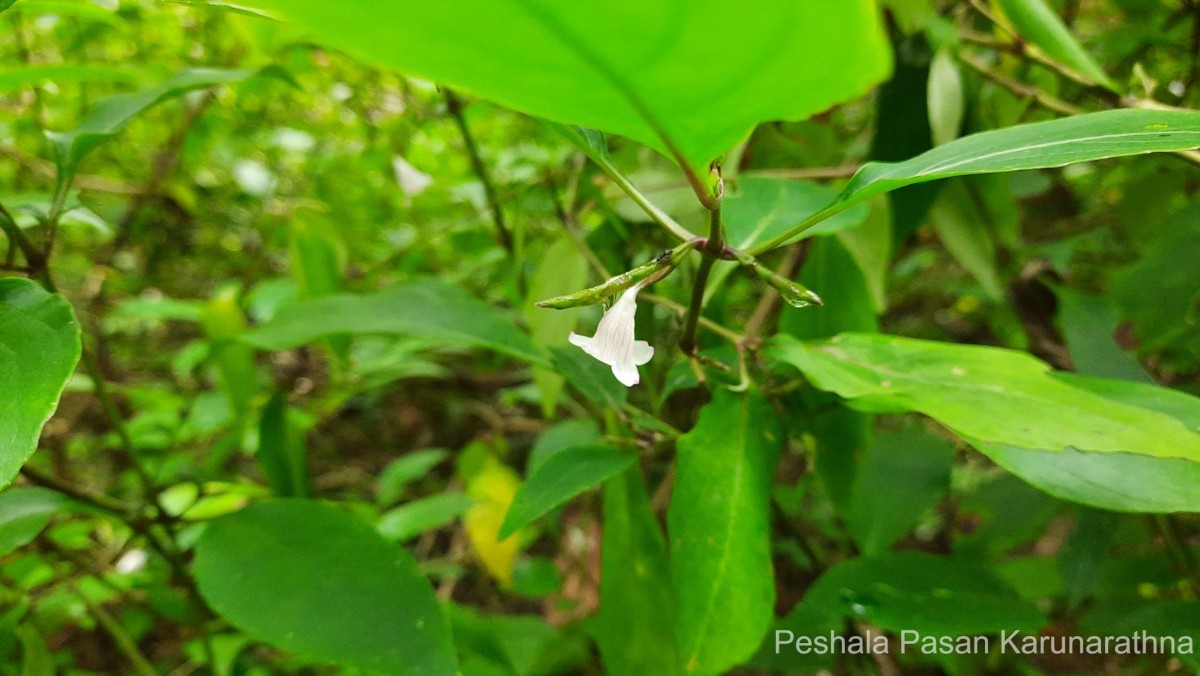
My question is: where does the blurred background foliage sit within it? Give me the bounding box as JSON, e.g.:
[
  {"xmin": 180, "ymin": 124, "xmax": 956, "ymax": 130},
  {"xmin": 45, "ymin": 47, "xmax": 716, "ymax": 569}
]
[{"xmin": 1, "ymin": 0, "xmax": 1200, "ymax": 674}]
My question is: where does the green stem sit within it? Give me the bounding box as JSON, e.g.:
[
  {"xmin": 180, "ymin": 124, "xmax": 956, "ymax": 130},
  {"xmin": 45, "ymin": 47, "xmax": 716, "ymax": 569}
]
[
  {"xmin": 73, "ymin": 585, "xmax": 159, "ymax": 676},
  {"xmin": 445, "ymin": 89, "xmax": 514, "ymax": 253}
]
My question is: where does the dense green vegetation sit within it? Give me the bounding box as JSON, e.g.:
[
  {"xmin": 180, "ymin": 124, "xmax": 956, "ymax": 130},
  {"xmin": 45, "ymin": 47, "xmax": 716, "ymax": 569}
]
[{"xmin": 2, "ymin": 0, "xmax": 1200, "ymax": 674}]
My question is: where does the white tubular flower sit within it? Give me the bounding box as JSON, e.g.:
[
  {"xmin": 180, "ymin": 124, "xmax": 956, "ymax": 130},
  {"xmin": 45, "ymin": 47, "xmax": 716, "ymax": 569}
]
[{"xmin": 568, "ymin": 283, "xmax": 654, "ymax": 387}]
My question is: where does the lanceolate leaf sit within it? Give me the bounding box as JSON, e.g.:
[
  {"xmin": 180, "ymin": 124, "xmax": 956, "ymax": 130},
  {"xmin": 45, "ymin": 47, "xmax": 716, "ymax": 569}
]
[
  {"xmin": 0, "ymin": 278, "xmax": 81, "ymax": 488},
  {"xmin": 596, "ymin": 466, "xmax": 679, "ymax": 676},
  {"xmin": 241, "ymin": 0, "xmax": 891, "ymax": 170},
  {"xmin": 767, "ymin": 333, "xmax": 1200, "ymax": 512},
  {"xmin": 752, "ymin": 109, "xmax": 1200, "ymax": 252},
  {"xmin": 993, "ymin": 0, "xmax": 1117, "ymax": 90},
  {"xmin": 243, "ymin": 279, "xmax": 545, "ymax": 365},
  {"xmin": 194, "ymin": 500, "xmax": 457, "ymax": 676},
  {"xmin": 669, "ymin": 389, "xmax": 782, "ymax": 674},
  {"xmin": 500, "ymin": 445, "xmax": 635, "ymax": 538},
  {"xmin": 46, "ymin": 68, "xmax": 261, "ymax": 177}
]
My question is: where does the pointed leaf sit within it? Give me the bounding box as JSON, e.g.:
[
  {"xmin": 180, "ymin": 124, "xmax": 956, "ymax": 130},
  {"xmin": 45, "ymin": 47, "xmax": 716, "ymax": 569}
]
[
  {"xmin": 669, "ymin": 389, "xmax": 782, "ymax": 674},
  {"xmin": 0, "ymin": 278, "xmax": 81, "ymax": 488},
  {"xmin": 754, "ymin": 109, "xmax": 1200, "ymax": 252},
  {"xmin": 243, "ymin": 279, "xmax": 545, "ymax": 365},
  {"xmin": 595, "ymin": 466, "xmax": 679, "ymax": 675},
  {"xmin": 993, "ymin": 0, "xmax": 1117, "ymax": 90},
  {"xmin": 500, "ymin": 445, "xmax": 635, "ymax": 538},
  {"xmin": 46, "ymin": 68, "xmax": 259, "ymax": 177},
  {"xmin": 767, "ymin": 333, "xmax": 1200, "ymax": 512}
]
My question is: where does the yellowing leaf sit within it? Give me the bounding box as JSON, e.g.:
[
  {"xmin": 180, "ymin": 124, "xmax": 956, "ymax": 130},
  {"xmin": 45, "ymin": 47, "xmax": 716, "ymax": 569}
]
[{"xmin": 462, "ymin": 450, "xmax": 523, "ymax": 586}]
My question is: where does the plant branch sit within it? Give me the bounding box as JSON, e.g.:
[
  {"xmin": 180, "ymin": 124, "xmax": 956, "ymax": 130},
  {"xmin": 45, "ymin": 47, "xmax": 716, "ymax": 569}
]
[
  {"xmin": 958, "ymin": 51, "xmax": 1085, "ymax": 116},
  {"xmin": 445, "ymin": 89, "xmax": 514, "ymax": 253}
]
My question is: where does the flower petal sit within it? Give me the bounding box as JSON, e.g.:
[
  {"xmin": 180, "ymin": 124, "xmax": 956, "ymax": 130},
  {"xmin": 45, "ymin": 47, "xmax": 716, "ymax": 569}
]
[
  {"xmin": 632, "ymin": 340, "xmax": 654, "ymax": 365},
  {"xmin": 611, "ymin": 359, "xmax": 640, "ymax": 387}
]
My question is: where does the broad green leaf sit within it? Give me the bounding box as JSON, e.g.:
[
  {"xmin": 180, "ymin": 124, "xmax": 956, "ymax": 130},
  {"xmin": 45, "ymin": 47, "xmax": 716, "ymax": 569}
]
[
  {"xmin": 787, "ymin": 551, "xmax": 1044, "ymax": 636},
  {"xmin": 377, "ymin": 493, "xmax": 475, "ymax": 543},
  {"xmin": 0, "ymin": 487, "xmax": 65, "ymax": 558},
  {"xmin": 242, "ymin": 0, "xmax": 891, "ymax": 169},
  {"xmin": 499, "ymin": 445, "xmax": 635, "ymax": 538},
  {"xmin": 243, "ymin": 279, "xmax": 545, "ymax": 365},
  {"xmin": 46, "ymin": 68, "xmax": 258, "ymax": 178},
  {"xmin": 194, "ymin": 499, "xmax": 457, "ymax": 676},
  {"xmin": 847, "ymin": 428, "xmax": 954, "ymax": 556},
  {"xmin": 753, "ymin": 109, "xmax": 1200, "ymax": 252},
  {"xmin": 377, "ymin": 449, "xmax": 449, "ymax": 505},
  {"xmin": 669, "ymin": 389, "xmax": 782, "ymax": 674},
  {"xmin": 980, "ymin": 372, "xmax": 1200, "ymax": 512},
  {"xmin": 526, "ymin": 238, "xmax": 587, "ymax": 417},
  {"xmin": 0, "ymin": 65, "xmax": 142, "ymax": 91},
  {"xmin": 767, "ymin": 333, "xmax": 1200, "ymax": 512},
  {"xmin": 767, "ymin": 333, "xmax": 1200, "ymax": 457},
  {"xmin": 993, "ymin": 0, "xmax": 1117, "ymax": 90},
  {"xmin": 256, "ymin": 393, "xmax": 312, "ymax": 498},
  {"xmin": 595, "ymin": 466, "xmax": 679, "ymax": 676},
  {"xmin": 0, "ymin": 278, "xmax": 82, "ymax": 488}
]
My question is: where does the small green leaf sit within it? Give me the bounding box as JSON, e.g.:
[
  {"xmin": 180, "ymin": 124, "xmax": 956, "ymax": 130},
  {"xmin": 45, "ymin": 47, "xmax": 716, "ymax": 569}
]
[
  {"xmin": 377, "ymin": 493, "xmax": 475, "ymax": 543},
  {"xmin": 194, "ymin": 499, "xmax": 457, "ymax": 676},
  {"xmin": 242, "ymin": 0, "xmax": 891, "ymax": 169},
  {"xmin": 0, "ymin": 487, "xmax": 65, "ymax": 557},
  {"xmin": 500, "ymin": 446, "xmax": 635, "ymax": 539},
  {"xmin": 993, "ymin": 0, "xmax": 1117, "ymax": 90},
  {"xmin": 669, "ymin": 389, "xmax": 782, "ymax": 674},
  {"xmin": 754, "ymin": 109, "xmax": 1200, "ymax": 252},
  {"xmin": 243, "ymin": 279, "xmax": 545, "ymax": 365},
  {"xmin": 377, "ymin": 449, "xmax": 449, "ymax": 505},
  {"xmin": 0, "ymin": 278, "xmax": 82, "ymax": 488},
  {"xmin": 46, "ymin": 68, "xmax": 259, "ymax": 178}
]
